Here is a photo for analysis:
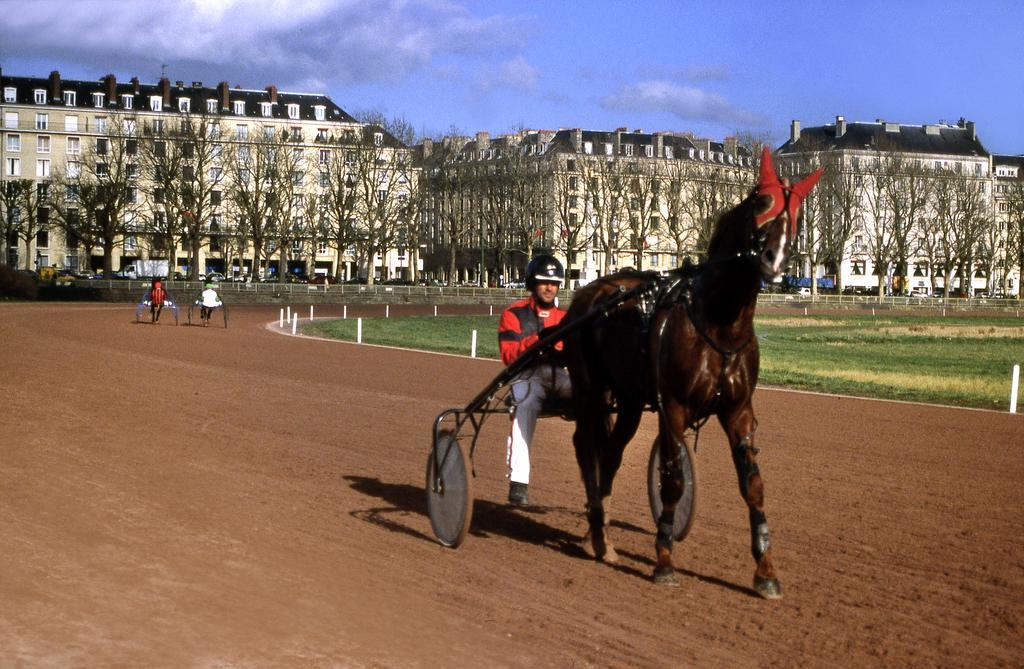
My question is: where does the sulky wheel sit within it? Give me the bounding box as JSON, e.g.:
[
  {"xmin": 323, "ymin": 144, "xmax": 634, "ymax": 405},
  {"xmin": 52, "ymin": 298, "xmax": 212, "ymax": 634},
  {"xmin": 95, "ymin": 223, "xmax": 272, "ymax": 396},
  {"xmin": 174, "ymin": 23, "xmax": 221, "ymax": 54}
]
[
  {"xmin": 425, "ymin": 430, "xmax": 474, "ymax": 548},
  {"xmin": 647, "ymin": 437, "xmax": 697, "ymax": 542}
]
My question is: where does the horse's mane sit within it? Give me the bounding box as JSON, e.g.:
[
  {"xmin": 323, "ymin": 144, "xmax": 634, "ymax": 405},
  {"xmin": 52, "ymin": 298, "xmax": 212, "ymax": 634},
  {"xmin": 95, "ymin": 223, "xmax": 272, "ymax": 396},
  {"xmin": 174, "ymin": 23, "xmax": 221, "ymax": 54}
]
[{"xmin": 705, "ymin": 190, "xmax": 758, "ymax": 260}]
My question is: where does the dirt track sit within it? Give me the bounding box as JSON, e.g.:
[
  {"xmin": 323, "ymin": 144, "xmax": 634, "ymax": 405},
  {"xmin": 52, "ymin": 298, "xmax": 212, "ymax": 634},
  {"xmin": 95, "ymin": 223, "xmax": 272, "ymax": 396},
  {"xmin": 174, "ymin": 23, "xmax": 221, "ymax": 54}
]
[{"xmin": 1, "ymin": 302, "xmax": 1022, "ymax": 667}]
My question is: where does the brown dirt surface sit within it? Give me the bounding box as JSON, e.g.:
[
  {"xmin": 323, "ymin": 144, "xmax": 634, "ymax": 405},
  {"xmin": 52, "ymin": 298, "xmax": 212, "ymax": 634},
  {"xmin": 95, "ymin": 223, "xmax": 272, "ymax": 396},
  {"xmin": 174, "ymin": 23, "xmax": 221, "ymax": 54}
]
[{"xmin": 2, "ymin": 302, "xmax": 1022, "ymax": 667}]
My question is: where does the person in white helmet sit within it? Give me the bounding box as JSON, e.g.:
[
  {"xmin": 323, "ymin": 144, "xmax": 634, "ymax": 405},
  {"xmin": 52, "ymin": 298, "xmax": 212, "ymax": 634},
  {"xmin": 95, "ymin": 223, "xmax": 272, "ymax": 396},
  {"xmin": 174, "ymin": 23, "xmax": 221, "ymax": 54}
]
[{"xmin": 198, "ymin": 281, "xmax": 223, "ymax": 326}]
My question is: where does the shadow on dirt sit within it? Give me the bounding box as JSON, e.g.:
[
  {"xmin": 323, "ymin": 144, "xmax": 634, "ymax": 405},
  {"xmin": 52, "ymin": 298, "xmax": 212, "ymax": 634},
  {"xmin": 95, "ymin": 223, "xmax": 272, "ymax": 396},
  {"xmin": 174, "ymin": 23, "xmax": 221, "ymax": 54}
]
[{"xmin": 342, "ymin": 474, "xmax": 701, "ymax": 583}]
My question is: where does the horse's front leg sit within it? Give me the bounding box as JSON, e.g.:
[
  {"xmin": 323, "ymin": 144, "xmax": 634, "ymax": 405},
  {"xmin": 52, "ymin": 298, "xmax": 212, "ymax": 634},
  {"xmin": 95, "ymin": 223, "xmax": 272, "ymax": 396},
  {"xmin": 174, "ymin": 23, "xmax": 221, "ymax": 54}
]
[{"xmin": 722, "ymin": 404, "xmax": 781, "ymax": 599}]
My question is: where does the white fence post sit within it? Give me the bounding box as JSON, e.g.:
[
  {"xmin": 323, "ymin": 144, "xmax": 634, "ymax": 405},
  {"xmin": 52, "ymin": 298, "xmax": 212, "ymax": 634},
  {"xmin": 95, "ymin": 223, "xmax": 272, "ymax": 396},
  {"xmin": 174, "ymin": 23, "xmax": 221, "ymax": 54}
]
[
  {"xmin": 385, "ymin": 304, "xmax": 390, "ymax": 318},
  {"xmin": 434, "ymin": 305, "xmax": 438, "ymax": 317},
  {"xmin": 357, "ymin": 318, "xmax": 363, "ymax": 343},
  {"xmin": 309, "ymin": 305, "xmax": 313, "ymax": 320},
  {"xmin": 489, "ymin": 305, "xmax": 493, "ymax": 316},
  {"xmin": 343, "ymin": 305, "xmax": 347, "ymax": 320},
  {"xmin": 471, "ymin": 330, "xmax": 477, "ymax": 358},
  {"xmin": 279, "ymin": 308, "xmax": 284, "ymax": 328},
  {"xmin": 287, "ymin": 306, "xmax": 291, "ymax": 322},
  {"xmin": 291, "ymin": 316, "xmax": 297, "ymax": 335},
  {"xmin": 1011, "ymin": 364, "xmax": 1020, "ymax": 414}
]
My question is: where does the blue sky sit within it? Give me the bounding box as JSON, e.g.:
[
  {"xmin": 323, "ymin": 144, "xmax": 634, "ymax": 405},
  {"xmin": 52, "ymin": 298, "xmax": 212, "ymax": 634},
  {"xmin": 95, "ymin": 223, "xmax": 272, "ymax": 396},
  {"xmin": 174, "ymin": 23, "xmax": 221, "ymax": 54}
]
[{"xmin": 2, "ymin": 0, "xmax": 1022, "ymax": 152}]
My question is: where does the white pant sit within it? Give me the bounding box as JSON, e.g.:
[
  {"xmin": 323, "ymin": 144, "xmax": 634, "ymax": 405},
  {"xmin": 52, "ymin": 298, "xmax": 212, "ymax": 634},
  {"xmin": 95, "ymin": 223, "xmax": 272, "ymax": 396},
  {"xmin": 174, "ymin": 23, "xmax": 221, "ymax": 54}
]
[{"xmin": 506, "ymin": 365, "xmax": 572, "ymax": 484}]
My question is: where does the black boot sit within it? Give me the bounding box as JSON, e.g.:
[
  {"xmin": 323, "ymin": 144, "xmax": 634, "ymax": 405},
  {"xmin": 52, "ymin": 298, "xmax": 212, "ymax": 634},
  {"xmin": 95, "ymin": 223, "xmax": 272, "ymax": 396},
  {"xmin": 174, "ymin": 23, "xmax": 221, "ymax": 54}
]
[{"xmin": 508, "ymin": 482, "xmax": 529, "ymax": 506}]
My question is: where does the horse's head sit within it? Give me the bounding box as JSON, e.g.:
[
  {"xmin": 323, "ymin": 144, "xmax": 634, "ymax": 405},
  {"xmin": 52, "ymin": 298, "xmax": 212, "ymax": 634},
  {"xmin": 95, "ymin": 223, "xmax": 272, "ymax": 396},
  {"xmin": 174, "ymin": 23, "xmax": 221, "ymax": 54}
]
[{"xmin": 751, "ymin": 147, "xmax": 822, "ymax": 283}]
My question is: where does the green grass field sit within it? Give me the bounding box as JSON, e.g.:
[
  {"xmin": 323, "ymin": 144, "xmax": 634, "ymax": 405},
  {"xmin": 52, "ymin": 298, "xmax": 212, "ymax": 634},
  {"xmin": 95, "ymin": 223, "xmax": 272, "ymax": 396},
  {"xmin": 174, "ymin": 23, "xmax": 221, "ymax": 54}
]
[{"xmin": 305, "ymin": 312, "xmax": 1024, "ymax": 410}]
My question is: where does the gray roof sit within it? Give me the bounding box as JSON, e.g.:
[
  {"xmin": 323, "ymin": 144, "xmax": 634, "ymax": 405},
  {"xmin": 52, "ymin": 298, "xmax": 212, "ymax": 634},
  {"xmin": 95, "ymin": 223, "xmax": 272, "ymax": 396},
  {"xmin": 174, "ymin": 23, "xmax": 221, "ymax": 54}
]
[
  {"xmin": 1, "ymin": 70, "xmax": 357, "ymax": 124},
  {"xmin": 779, "ymin": 120, "xmax": 989, "ymax": 158}
]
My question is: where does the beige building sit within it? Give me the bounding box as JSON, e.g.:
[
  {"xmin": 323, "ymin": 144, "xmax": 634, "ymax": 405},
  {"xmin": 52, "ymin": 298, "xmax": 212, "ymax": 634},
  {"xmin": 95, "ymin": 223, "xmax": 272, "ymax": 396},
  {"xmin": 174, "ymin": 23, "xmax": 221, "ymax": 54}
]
[
  {"xmin": 1, "ymin": 68, "xmax": 414, "ymax": 281},
  {"xmin": 777, "ymin": 116, "xmax": 1014, "ymax": 296},
  {"xmin": 416, "ymin": 127, "xmax": 755, "ymax": 287}
]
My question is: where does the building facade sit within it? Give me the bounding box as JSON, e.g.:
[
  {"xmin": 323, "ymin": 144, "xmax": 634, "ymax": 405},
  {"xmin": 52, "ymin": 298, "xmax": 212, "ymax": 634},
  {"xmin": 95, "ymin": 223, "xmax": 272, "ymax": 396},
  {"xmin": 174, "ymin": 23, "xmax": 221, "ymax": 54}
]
[
  {"xmin": 1, "ymin": 68, "xmax": 415, "ymax": 282},
  {"xmin": 416, "ymin": 126, "xmax": 754, "ymax": 287},
  {"xmin": 777, "ymin": 116, "xmax": 1018, "ymax": 296}
]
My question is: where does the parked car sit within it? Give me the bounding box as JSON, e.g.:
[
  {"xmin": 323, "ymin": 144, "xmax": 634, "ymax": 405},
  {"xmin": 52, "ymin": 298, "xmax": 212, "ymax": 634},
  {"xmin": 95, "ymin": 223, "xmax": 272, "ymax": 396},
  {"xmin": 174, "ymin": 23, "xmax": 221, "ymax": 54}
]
[
  {"xmin": 205, "ymin": 272, "xmax": 226, "ymax": 283},
  {"xmin": 383, "ymin": 278, "xmax": 413, "ymax": 286},
  {"xmin": 308, "ymin": 275, "xmax": 336, "ymax": 285}
]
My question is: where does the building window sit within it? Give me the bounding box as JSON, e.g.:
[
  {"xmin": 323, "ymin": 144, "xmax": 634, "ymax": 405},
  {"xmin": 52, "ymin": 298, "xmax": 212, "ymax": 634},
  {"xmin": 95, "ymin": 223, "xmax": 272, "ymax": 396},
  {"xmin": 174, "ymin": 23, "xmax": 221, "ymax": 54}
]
[
  {"xmin": 373, "ymin": 132, "xmax": 383, "ymax": 147},
  {"xmin": 288, "ymin": 103, "xmax": 300, "ymax": 119},
  {"xmin": 316, "ymin": 128, "xmax": 329, "ymax": 141},
  {"xmin": 66, "ymin": 136, "xmax": 80, "ymax": 155},
  {"xmin": 126, "ymin": 139, "xmax": 137, "ymax": 155},
  {"xmin": 292, "ymin": 171, "xmax": 303, "ymax": 186},
  {"xmin": 95, "ymin": 117, "xmax": 108, "ymax": 133},
  {"xmin": 209, "ymin": 166, "xmax": 222, "ymax": 181},
  {"xmin": 260, "ymin": 102, "xmax": 272, "ymax": 117},
  {"xmin": 235, "ymin": 124, "xmax": 248, "ymax": 140},
  {"xmin": 319, "ymin": 171, "xmax": 329, "ymax": 188},
  {"xmin": 178, "ymin": 98, "xmax": 190, "ymax": 113},
  {"xmin": 36, "ymin": 159, "xmax": 50, "ymax": 178},
  {"xmin": 318, "ymin": 149, "xmax": 330, "ymax": 165},
  {"xmin": 3, "ymin": 87, "xmax": 15, "ymax": 103},
  {"xmin": 124, "ymin": 235, "xmax": 137, "ymax": 251},
  {"xmin": 233, "ymin": 100, "xmax": 245, "ymax": 115},
  {"xmin": 3, "ymin": 112, "xmax": 17, "ymax": 129},
  {"xmin": 262, "ymin": 125, "xmax": 275, "ymax": 140},
  {"xmin": 63, "ymin": 91, "xmax": 76, "ymax": 106},
  {"xmin": 583, "ymin": 141, "xmax": 593, "ymax": 155},
  {"xmin": 313, "ymin": 105, "xmax": 326, "ymax": 121},
  {"xmin": 851, "ymin": 260, "xmax": 866, "ymax": 276},
  {"xmin": 211, "ymin": 190, "xmax": 222, "ymax": 206},
  {"xmin": 36, "ymin": 229, "xmax": 49, "ymax": 248},
  {"xmin": 624, "ymin": 144, "xmax": 634, "ymax": 157},
  {"xmin": 127, "ymin": 163, "xmax": 138, "ymax": 179},
  {"xmin": 292, "ymin": 147, "xmax": 303, "ymax": 161},
  {"xmin": 64, "ymin": 115, "xmax": 79, "ymax": 131},
  {"xmin": 665, "ymin": 146, "xmax": 674, "ymax": 160},
  {"xmin": 200, "ymin": 99, "xmax": 214, "ymax": 114},
  {"xmin": 37, "ymin": 136, "xmax": 51, "ymax": 153},
  {"xmin": 5, "ymin": 134, "xmax": 19, "ymax": 152},
  {"xmin": 644, "ymin": 144, "xmax": 653, "ymax": 157},
  {"xmin": 5, "ymin": 158, "xmax": 20, "ymax": 176},
  {"xmin": 93, "ymin": 92, "xmax": 105, "ymax": 108},
  {"xmin": 290, "ymin": 126, "xmax": 302, "ymax": 141},
  {"xmin": 120, "ymin": 94, "xmax": 133, "ymax": 109},
  {"xmin": 67, "ymin": 161, "xmax": 80, "ymax": 178},
  {"xmin": 317, "ymin": 240, "xmax": 328, "ymax": 255},
  {"xmin": 35, "ymin": 113, "xmax": 49, "ymax": 130},
  {"xmin": 96, "ymin": 138, "xmax": 108, "ymax": 155},
  {"xmin": 149, "ymin": 96, "xmax": 162, "ymax": 112},
  {"xmin": 34, "ymin": 88, "xmax": 46, "ymax": 104},
  {"xmin": 127, "ymin": 187, "xmax": 138, "ymax": 204}
]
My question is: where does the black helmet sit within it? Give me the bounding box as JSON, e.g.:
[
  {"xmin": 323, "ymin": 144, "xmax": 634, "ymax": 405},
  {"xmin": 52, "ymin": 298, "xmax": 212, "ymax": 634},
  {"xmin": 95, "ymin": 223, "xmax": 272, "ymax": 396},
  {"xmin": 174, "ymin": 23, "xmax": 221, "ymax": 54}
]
[{"xmin": 525, "ymin": 254, "xmax": 564, "ymax": 290}]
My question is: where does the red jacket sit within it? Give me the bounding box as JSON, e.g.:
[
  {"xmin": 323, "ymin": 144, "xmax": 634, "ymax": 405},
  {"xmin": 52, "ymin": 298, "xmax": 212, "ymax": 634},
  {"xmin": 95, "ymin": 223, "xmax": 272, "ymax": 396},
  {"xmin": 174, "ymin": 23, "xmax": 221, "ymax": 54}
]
[{"xmin": 498, "ymin": 296, "xmax": 566, "ymax": 366}]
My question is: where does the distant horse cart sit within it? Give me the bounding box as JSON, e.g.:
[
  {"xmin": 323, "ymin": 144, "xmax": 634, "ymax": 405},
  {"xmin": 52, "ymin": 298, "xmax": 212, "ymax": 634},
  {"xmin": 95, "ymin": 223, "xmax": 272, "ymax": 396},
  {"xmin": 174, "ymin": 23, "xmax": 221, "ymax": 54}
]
[{"xmin": 427, "ymin": 148, "xmax": 822, "ymax": 599}]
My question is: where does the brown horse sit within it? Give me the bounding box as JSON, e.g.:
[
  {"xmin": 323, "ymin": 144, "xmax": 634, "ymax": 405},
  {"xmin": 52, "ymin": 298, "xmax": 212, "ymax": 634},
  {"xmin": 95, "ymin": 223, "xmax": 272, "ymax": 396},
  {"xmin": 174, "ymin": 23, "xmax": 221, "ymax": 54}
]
[{"xmin": 563, "ymin": 148, "xmax": 821, "ymax": 598}]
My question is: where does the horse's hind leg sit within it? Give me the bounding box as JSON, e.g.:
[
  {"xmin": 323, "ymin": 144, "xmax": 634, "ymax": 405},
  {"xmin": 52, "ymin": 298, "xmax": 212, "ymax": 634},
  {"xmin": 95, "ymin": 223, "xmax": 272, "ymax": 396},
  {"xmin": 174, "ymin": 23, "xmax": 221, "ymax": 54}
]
[
  {"xmin": 592, "ymin": 400, "xmax": 643, "ymax": 563},
  {"xmin": 573, "ymin": 400, "xmax": 617, "ymax": 563},
  {"xmin": 722, "ymin": 404, "xmax": 781, "ymax": 599},
  {"xmin": 652, "ymin": 400, "xmax": 689, "ymax": 585}
]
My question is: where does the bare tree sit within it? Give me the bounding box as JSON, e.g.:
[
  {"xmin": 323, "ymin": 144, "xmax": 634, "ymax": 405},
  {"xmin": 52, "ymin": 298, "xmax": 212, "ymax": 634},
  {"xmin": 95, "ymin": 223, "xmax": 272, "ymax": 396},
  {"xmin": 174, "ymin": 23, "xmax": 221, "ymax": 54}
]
[
  {"xmin": 0, "ymin": 181, "xmax": 23, "ymax": 266},
  {"xmin": 860, "ymin": 156, "xmax": 897, "ymax": 297},
  {"xmin": 815, "ymin": 152, "xmax": 861, "ymax": 293},
  {"xmin": 47, "ymin": 115, "xmax": 141, "ymax": 275},
  {"xmin": 549, "ymin": 154, "xmax": 589, "ymax": 282},
  {"xmin": 880, "ymin": 150, "xmax": 932, "ymax": 295},
  {"xmin": 582, "ymin": 156, "xmax": 630, "ymax": 274},
  {"xmin": 351, "ymin": 127, "xmax": 409, "ymax": 285},
  {"xmin": 929, "ymin": 168, "xmax": 989, "ymax": 297},
  {"xmin": 1003, "ymin": 176, "xmax": 1024, "ymax": 298},
  {"xmin": 623, "ymin": 161, "xmax": 662, "ymax": 270},
  {"xmin": 223, "ymin": 127, "xmax": 281, "ymax": 279}
]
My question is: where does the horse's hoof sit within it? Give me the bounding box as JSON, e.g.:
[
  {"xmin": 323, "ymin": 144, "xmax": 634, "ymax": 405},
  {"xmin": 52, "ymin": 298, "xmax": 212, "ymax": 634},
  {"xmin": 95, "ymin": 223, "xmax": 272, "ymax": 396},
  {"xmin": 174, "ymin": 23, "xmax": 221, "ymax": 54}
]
[
  {"xmin": 653, "ymin": 566, "xmax": 679, "ymax": 586},
  {"xmin": 580, "ymin": 531, "xmax": 596, "ymax": 558},
  {"xmin": 754, "ymin": 575, "xmax": 782, "ymax": 600},
  {"xmin": 600, "ymin": 544, "xmax": 619, "ymax": 564}
]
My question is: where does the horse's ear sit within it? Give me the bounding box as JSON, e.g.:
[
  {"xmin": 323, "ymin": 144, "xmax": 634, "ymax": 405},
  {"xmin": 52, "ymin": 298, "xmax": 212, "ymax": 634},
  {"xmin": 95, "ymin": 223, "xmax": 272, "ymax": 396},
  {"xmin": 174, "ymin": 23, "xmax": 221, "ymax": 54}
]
[
  {"xmin": 791, "ymin": 168, "xmax": 824, "ymax": 200},
  {"xmin": 758, "ymin": 146, "xmax": 779, "ymax": 190}
]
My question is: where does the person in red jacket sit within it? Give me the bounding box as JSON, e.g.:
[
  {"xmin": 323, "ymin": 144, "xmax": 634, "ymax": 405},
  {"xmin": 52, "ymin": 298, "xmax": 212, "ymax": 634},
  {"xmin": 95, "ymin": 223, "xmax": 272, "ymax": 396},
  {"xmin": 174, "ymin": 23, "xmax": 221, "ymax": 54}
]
[{"xmin": 498, "ymin": 254, "xmax": 571, "ymax": 506}]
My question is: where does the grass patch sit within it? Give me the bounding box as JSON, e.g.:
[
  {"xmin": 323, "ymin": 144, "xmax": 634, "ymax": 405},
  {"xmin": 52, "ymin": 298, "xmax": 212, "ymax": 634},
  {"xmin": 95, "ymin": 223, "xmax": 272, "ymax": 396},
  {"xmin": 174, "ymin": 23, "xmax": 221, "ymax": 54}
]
[{"xmin": 305, "ymin": 312, "xmax": 1024, "ymax": 410}]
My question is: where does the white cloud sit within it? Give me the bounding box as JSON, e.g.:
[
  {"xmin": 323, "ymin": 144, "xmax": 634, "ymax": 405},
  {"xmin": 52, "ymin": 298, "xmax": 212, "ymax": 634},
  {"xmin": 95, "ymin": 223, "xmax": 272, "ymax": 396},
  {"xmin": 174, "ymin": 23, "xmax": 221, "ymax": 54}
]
[
  {"xmin": 477, "ymin": 56, "xmax": 538, "ymax": 92},
  {"xmin": 601, "ymin": 80, "xmax": 765, "ymax": 126},
  {"xmin": 0, "ymin": 0, "xmax": 528, "ymax": 89}
]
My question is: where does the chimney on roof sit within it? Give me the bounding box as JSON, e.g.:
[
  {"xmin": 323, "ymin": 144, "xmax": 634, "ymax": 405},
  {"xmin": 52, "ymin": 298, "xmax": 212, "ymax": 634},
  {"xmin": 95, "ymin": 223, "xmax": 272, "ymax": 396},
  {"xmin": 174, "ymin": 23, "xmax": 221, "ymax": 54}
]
[
  {"xmin": 104, "ymin": 74, "xmax": 116, "ymax": 104},
  {"xmin": 421, "ymin": 138, "xmax": 433, "ymax": 159},
  {"xmin": 835, "ymin": 115, "xmax": 846, "ymax": 138},
  {"xmin": 159, "ymin": 77, "xmax": 171, "ymax": 105},
  {"xmin": 654, "ymin": 133, "xmax": 665, "ymax": 157},
  {"xmin": 217, "ymin": 81, "xmax": 229, "ymax": 111},
  {"xmin": 615, "ymin": 126, "xmax": 627, "ymax": 132},
  {"xmin": 966, "ymin": 120, "xmax": 976, "ymax": 141},
  {"xmin": 175, "ymin": 80, "xmax": 184, "ymax": 88},
  {"xmin": 265, "ymin": 85, "xmax": 278, "ymax": 104},
  {"xmin": 130, "ymin": 77, "xmax": 140, "ymax": 94},
  {"xmin": 192, "ymin": 81, "xmax": 202, "ymax": 88},
  {"xmin": 571, "ymin": 128, "xmax": 582, "ymax": 151},
  {"xmin": 475, "ymin": 131, "xmax": 490, "ymax": 150},
  {"xmin": 723, "ymin": 135, "xmax": 737, "ymax": 157},
  {"xmin": 790, "ymin": 119, "xmax": 801, "ymax": 142},
  {"xmin": 48, "ymin": 70, "xmax": 61, "ymax": 103}
]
